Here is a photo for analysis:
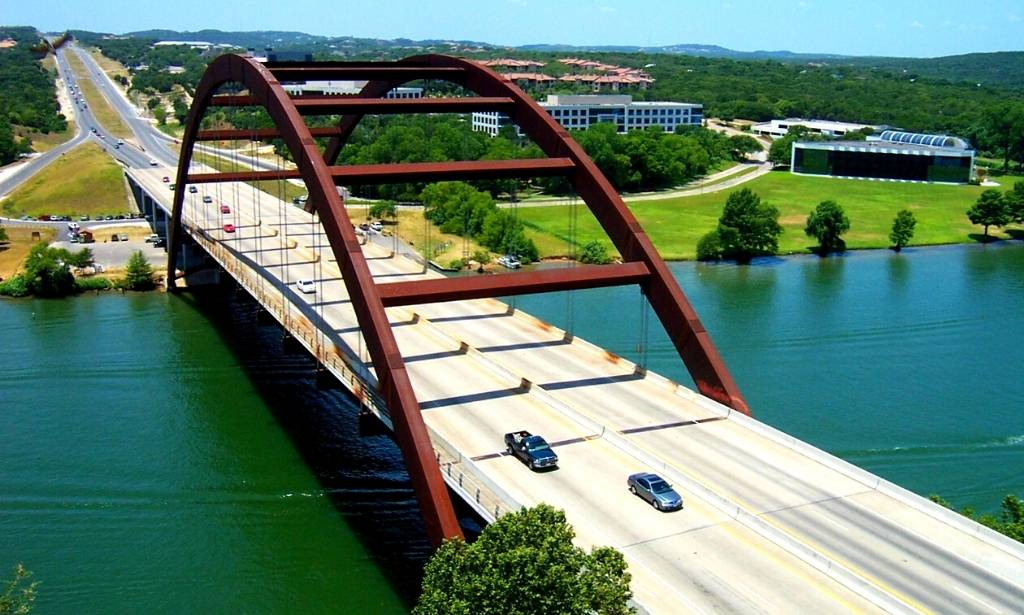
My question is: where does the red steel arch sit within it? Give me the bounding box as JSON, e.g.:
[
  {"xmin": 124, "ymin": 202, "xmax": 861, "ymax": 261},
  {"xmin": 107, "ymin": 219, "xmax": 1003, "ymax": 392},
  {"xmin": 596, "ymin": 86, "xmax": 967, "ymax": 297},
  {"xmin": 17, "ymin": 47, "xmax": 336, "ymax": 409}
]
[{"xmin": 168, "ymin": 53, "xmax": 750, "ymax": 548}]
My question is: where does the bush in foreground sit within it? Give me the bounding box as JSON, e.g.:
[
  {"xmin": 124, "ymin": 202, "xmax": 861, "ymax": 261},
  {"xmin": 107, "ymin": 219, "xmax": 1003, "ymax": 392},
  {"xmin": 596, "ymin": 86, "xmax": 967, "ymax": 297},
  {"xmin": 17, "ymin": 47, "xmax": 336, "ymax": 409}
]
[
  {"xmin": 930, "ymin": 494, "xmax": 1024, "ymax": 544},
  {"xmin": 578, "ymin": 240, "xmax": 611, "ymax": 265},
  {"xmin": 415, "ymin": 504, "xmax": 633, "ymax": 615},
  {"xmin": 74, "ymin": 277, "xmax": 112, "ymax": 292}
]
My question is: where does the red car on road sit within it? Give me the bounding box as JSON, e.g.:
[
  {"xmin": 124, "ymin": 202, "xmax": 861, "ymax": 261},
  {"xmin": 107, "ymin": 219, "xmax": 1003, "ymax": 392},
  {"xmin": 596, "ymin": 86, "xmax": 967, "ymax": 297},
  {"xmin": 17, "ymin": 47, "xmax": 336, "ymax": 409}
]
[
  {"xmin": 162, "ymin": 176, "xmax": 170, "ymax": 183},
  {"xmin": 220, "ymin": 205, "xmax": 231, "ymax": 214},
  {"xmin": 223, "ymin": 224, "xmax": 236, "ymax": 233}
]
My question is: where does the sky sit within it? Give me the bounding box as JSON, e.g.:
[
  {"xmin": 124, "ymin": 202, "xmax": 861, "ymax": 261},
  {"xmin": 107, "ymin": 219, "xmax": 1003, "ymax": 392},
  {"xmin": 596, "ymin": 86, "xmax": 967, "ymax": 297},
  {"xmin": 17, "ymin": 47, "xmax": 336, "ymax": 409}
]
[{"xmin": 6, "ymin": 0, "xmax": 1024, "ymax": 58}]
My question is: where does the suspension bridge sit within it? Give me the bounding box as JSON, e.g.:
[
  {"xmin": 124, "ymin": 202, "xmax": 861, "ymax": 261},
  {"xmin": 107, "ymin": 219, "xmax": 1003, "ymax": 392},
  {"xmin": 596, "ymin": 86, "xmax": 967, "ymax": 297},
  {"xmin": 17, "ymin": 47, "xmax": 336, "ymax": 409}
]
[{"xmin": 103, "ymin": 51, "xmax": 1024, "ymax": 613}]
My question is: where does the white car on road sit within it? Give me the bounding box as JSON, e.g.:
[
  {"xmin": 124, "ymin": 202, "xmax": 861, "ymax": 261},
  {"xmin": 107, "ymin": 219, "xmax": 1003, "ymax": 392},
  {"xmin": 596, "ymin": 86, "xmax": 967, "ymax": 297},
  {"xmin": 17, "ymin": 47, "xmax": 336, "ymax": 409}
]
[{"xmin": 296, "ymin": 279, "xmax": 316, "ymax": 294}]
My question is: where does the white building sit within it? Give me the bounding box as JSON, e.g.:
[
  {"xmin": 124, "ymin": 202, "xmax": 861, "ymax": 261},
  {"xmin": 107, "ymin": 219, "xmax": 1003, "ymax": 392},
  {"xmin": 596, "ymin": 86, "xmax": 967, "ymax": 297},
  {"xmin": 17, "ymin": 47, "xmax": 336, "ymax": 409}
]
[
  {"xmin": 280, "ymin": 80, "xmax": 422, "ymax": 99},
  {"xmin": 751, "ymin": 118, "xmax": 875, "ymax": 140},
  {"xmin": 472, "ymin": 94, "xmax": 702, "ymax": 136}
]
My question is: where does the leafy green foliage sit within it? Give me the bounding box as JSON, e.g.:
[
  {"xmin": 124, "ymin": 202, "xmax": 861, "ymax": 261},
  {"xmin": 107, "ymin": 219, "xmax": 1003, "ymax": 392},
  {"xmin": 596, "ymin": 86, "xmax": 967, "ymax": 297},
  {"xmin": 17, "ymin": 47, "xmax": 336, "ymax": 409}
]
[
  {"xmin": 929, "ymin": 494, "xmax": 1024, "ymax": 544},
  {"xmin": 889, "ymin": 210, "xmax": 917, "ymax": 252},
  {"xmin": 422, "ymin": 182, "xmax": 540, "ymax": 262},
  {"xmin": 368, "ymin": 200, "xmax": 397, "ymax": 220},
  {"xmin": 804, "ymin": 200, "xmax": 850, "ymax": 255},
  {"xmin": 0, "ymin": 27, "xmax": 67, "ymax": 162},
  {"xmin": 729, "ymin": 134, "xmax": 761, "ymax": 160},
  {"xmin": 716, "ymin": 188, "xmax": 782, "ymax": 263},
  {"xmin": 1006, "ymin": 181, "xmax": 1024, "ymax": 224},
  {"xmin": 65, "ymin": 247, "xmax": 94, "ymax": 268},
  {"xmin": 0, "ymin": 275, "xmax": 29, "ymax": 297},
  {"xmin": 414, "ymin": 504, "xmax": 633, "ymax": 615},
  {"xmin": 0, "ymin": 224, "xmax": 7, "ymax": 242},
  {"xmin": 124, "ymin": 251, "xmax": 155, "ymax": 290},
  {"xmin": 578, "ymin": 240, "xmax": 611, "ymax": 264},
  {"xmin": 74, "ymin": 277, "xmax": 112, "ymax": 292},
  {"xmin": 21, "ymin": 242, "xmax": 75, "ymax": 297},
  {"xmin": 0, "ymin": 563, "xmax": 37, "ymax": 614},
  {"xmin": 768, "ymin": 126, "xmax": 823, "ymax": 166},
  {"xmin": 696, "ymin": 230, "xmax": 723, "ymax": 261},
  {"xmin": 966, "ymin": 189, "xmax": 1010, "ymax": 237}
]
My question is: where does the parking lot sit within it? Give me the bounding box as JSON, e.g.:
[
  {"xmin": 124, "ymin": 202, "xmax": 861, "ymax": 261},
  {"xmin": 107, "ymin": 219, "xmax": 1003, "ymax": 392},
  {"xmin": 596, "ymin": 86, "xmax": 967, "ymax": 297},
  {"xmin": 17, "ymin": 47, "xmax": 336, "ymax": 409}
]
[{"xmin": 51, "ymin": 224, "xmax": 166, "ymax": 271}]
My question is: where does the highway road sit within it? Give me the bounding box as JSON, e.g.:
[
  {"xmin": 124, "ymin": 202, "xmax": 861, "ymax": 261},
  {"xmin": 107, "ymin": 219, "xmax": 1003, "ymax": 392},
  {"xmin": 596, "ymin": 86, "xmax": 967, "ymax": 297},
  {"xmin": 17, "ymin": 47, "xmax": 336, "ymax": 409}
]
[
  {"xmin": 127, "ymin": 164, "xmax": 1024, "ymax": 614},
  {"xmin": 59, "ymin": 42, "xmax": 1024, "ymax": 613}
]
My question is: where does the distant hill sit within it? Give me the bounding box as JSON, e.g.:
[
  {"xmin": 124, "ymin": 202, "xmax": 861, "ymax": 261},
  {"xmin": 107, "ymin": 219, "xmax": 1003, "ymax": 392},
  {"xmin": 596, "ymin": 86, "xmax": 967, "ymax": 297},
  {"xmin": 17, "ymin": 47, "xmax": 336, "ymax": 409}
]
[
  {"xmin": 838, "ymin": 52, "xmax": 1024, "ymax": 89},
  {"xmin": 518, "ymin": 42, "xmax": 847, "ymax": 61},
  {"xmin": 69, "ymin": 28, "xmax": 1024, "ymax": 90}
]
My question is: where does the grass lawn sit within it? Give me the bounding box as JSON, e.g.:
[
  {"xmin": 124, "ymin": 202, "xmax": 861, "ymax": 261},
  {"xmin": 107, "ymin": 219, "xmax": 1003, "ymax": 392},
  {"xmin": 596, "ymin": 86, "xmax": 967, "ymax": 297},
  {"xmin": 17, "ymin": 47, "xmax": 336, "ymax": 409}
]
[
  {"xmin": 17, "ymin": 125, "xmax": 76, "ymax": 153},
  {"xmin": 65, "ymin": 51, "xmax": 133, "ymax": 140},
  {"xmin": 1, "ymin": 143, "xmax": 129, "ymax": 219},
  {"xmin": 390, "ymin": 208, "xmax": 491, "ymax": 266},
  {"xmin": 88, "ymin": 48, "xmax": 129, "ymax": 80},
  {"xmin": 0, "ymin": 226, "xmax": 56, "ymax": 279},
  {"xmin": 518, "ymin": 171, "xmax": 1024, "ymax": 260}
]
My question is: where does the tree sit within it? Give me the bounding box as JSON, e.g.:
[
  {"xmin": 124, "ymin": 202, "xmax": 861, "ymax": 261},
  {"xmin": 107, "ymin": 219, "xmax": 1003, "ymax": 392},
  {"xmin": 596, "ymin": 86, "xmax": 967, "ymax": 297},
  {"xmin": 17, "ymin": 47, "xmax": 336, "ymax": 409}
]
[
  {"xmin": 153, "ymin": 107, "xmax": 167, "ymax": 126},
  {"xmin": 414, "ymin": 504, "xmax": 633, "ymax": 615},
  {"xmin": 889, "ymin": 210, "xmax": 917, "ymax": 252},
  {"xmin": 930, "ymin": 494, "xmax": 1024, "ymax": 544},
  {"xmin": 146, "ymin": 96, "xmax": 161, "ymax": 111},
  {"xmin": 768, "ymin": 126, "xmax": 819, "ymax": 167},
  {"xmin": 21, "ymin": 242, "xmax": 74, "ymax": 297},
  {"xmin": 966, "ymin": 189, "xmax": 1010, "ymax": 238},
  {"xmin": 66, "ymin": 248, "xmax": 94, "ymax": 268},
  {"xmin": 1006, "ymin": 181, "xmax": 1024, "ymax": 224},
  {"xmin": 578, "ymin": 240, "xmax": 611, "ymax": 265},
  {"xmin": 0, "ymin": 224, "xmax": 7, "ymax": 243},
  {"xmin": 728, "ymin": 134, "xmax": 761, "ymax": 161},
  {"xmin": 368, "ymin": 200, "xmax": 397, "ymax": 220},
  {"xmin": 0, "ymin": 563, "xmax": 37, "ymax": 614},
  {"xmin": 804, "ymin": 200, "xmax": 850, "ymax": 255},
  {"xmin": 124, "ymin": 251, "xmax": 155, "ymax": 290},
  {"xmin": 716, "ymin": 188, "xmax": 783, "ymax": 263}
]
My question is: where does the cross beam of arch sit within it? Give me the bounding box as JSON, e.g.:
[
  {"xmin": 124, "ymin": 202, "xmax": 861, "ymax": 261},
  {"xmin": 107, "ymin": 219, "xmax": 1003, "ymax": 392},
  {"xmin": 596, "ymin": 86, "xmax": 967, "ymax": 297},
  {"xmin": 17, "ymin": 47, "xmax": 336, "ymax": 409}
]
[{"xmin": 168, "ymin": 53, "xmax": 749, "ymax": 548}]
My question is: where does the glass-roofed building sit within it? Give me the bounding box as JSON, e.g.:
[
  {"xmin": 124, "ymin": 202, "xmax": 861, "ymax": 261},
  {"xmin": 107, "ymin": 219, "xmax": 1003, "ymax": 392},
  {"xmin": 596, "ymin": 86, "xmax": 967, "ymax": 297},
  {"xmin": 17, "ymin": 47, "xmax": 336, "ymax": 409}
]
[{"xmin": 791, "ymin": 130, "xmax": 975, "ymax": 184}]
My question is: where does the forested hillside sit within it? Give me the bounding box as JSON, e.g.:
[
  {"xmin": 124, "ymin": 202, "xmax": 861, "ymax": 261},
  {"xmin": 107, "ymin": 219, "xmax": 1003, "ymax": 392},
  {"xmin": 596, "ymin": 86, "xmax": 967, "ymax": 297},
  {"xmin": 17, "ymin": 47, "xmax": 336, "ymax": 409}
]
[{"xmin": 0, "ymin": 26, "xmax": 67, "ymax": 163}]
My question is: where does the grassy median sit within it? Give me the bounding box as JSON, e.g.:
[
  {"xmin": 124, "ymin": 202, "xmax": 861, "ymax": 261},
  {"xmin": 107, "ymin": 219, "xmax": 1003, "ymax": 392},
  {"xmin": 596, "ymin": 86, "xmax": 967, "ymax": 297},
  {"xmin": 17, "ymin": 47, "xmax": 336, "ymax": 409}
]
[
  {"xmin": 1, "ymin": 142, "xmax": 129, "ymax": 219},
  {"xmin": 65, "ymin": 51, "xmax": 133, "ymax": 140},
  {"xmin": 518, "ymin": 171, "xmax": 1024, "ymax": 260}
]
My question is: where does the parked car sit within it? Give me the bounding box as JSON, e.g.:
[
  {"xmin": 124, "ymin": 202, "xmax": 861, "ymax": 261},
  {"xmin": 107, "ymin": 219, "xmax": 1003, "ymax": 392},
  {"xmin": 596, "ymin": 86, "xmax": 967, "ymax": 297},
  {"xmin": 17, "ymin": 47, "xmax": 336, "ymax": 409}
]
[
  {"xmin": 370, "ymin": 221, "xmax": 383, "ymax": 232},
  {"xmin": 497, "ymin": 254, "xmax": 522, "ymax": 269},
  {"xmin": 79, "ymin": 215, "xmax": 89, "ymax": 221},
  {"xmin": 220, "ymin": 205, "xmax": 231, "ymax": 214},
  {"xmin": 295, "ymin": 279, "xmax": 316, "ymax": 294},
  {"xmin": 118, "ymin": 233, "xmax": 129, "ymax": 242},
  {"xmin": 627, "ymin": 473, "xmax": 683, "ymax": 512},
  {"xmin": 67, "ymin": 222, "xmax": 80, "ymax": 231},
  {"xmin": 153, "ymin": 237, "xmax": 166, "ymax": 248},
  {"xmin": 69, "ymin": 234, "xmax": 79, "ymax": 243},
  {"xmin": 504, "ymin": 431, "xmax": 559, "ymax": 471},
  {"xmin": 223, "ymin": 224, "xmax": 236, "ymax": 233},
  {"xmin": 202, "ymin": 196, "xmax": 213, "ymax": 204},
  {"xmin": 104, "ymin": 215, "xmax": 113, "ymax": 220},
  {"xmin": 145, "ymin": 234, "xmax": 159, "ymax": 243}
]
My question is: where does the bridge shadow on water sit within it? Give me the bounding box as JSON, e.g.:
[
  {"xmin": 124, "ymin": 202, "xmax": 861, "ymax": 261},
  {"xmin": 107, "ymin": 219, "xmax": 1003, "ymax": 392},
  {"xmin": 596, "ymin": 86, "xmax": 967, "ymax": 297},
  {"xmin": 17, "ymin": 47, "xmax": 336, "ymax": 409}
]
[{"xmin": 176, "ymin": 283, "xmax": 486, "ymax": 607}]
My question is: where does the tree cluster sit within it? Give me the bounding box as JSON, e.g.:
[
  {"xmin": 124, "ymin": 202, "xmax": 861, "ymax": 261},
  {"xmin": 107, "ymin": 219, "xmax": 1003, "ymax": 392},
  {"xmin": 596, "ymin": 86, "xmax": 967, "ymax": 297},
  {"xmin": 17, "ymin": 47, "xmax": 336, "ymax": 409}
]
[
  {"xmin": 967, "ymin": 182, "xmax": 1024, "ymax": 237},
  {"xmin": 414, "ymin": 504, "xmax": 633, "ymax": 615},
  {"xmin": 421, "ymin": 182, "xmax": 539, "ymax": 262},
  {"xmin": 0, "ymin": 27, "xmax": 68, "ymax": 163},
  {"xmin": 804, "ymin": 200, "xmax": 850, "ymax": 255},
  {"xmin": 930, "ymin": 494, "xmax": 1024, "ymax": 544}
]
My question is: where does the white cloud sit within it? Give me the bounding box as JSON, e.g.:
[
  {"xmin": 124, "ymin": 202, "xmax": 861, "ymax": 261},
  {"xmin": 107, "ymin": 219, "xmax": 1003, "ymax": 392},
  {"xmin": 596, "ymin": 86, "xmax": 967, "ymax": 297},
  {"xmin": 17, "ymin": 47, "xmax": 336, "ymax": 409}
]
[
  {"xmin": 1009, "ymin": 14, "xmax": 1021, "ymax": 22},
  {"xmin": 721, "ymin": 2, "xmax": 734, "ymax": 9},
  {"xmin": 798, "ymin": 0, "xmax": 810, "ymax": 7},
  {"xmin": 599, "ymin": 5, "xmax": 616, "ymax": 13},
  {"xmin": 909, "ymin": 20, "xmax": 925, "ymax": 29}
]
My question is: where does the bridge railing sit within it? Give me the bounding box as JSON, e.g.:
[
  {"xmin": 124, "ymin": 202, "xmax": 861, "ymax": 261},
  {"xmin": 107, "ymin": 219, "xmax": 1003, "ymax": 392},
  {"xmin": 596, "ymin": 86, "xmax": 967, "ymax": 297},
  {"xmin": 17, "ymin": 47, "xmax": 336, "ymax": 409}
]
[{"xmin": 182, "ymin": 216, "xmax": 521, "ymax": 523}]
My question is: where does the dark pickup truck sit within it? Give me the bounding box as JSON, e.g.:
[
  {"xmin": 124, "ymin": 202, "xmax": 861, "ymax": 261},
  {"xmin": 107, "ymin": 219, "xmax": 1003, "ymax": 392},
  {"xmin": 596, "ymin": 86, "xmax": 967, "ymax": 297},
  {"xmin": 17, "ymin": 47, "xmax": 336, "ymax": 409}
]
[{"xmin": 504, "ymin": 431, "xmax": 559, "ymax": 471}]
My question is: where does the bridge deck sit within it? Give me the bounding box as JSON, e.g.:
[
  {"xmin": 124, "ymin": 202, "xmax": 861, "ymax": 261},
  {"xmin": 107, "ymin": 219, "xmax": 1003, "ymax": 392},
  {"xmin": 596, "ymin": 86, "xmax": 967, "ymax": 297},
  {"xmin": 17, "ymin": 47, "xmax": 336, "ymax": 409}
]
[{"xmin": 130, "ymin": 166, "xmax": 1024, "ymax": 615}]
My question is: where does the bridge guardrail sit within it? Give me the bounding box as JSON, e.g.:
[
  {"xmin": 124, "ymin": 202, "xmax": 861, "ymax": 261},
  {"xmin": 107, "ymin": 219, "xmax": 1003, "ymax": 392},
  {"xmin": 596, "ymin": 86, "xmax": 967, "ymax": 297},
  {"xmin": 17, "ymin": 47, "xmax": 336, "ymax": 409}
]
[{"xmin": 184, "ymin": 214, "xmax": 520, "ymax": 525}]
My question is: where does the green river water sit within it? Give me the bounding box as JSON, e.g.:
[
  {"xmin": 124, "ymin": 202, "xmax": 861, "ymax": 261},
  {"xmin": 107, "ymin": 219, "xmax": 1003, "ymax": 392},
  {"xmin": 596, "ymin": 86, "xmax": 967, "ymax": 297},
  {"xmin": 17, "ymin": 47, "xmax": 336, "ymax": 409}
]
[{"xmin": 1, "ymin": 242, "xmax": 1022, "ymax": 612}]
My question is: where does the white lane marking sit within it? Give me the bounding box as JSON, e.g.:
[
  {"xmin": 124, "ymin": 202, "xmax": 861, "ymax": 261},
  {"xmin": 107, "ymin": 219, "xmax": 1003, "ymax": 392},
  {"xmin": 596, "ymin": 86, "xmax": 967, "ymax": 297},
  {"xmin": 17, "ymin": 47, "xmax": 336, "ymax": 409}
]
[{"xmin": 953, "ymin": 586, "xmax": 1002, "ymax": 614}]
